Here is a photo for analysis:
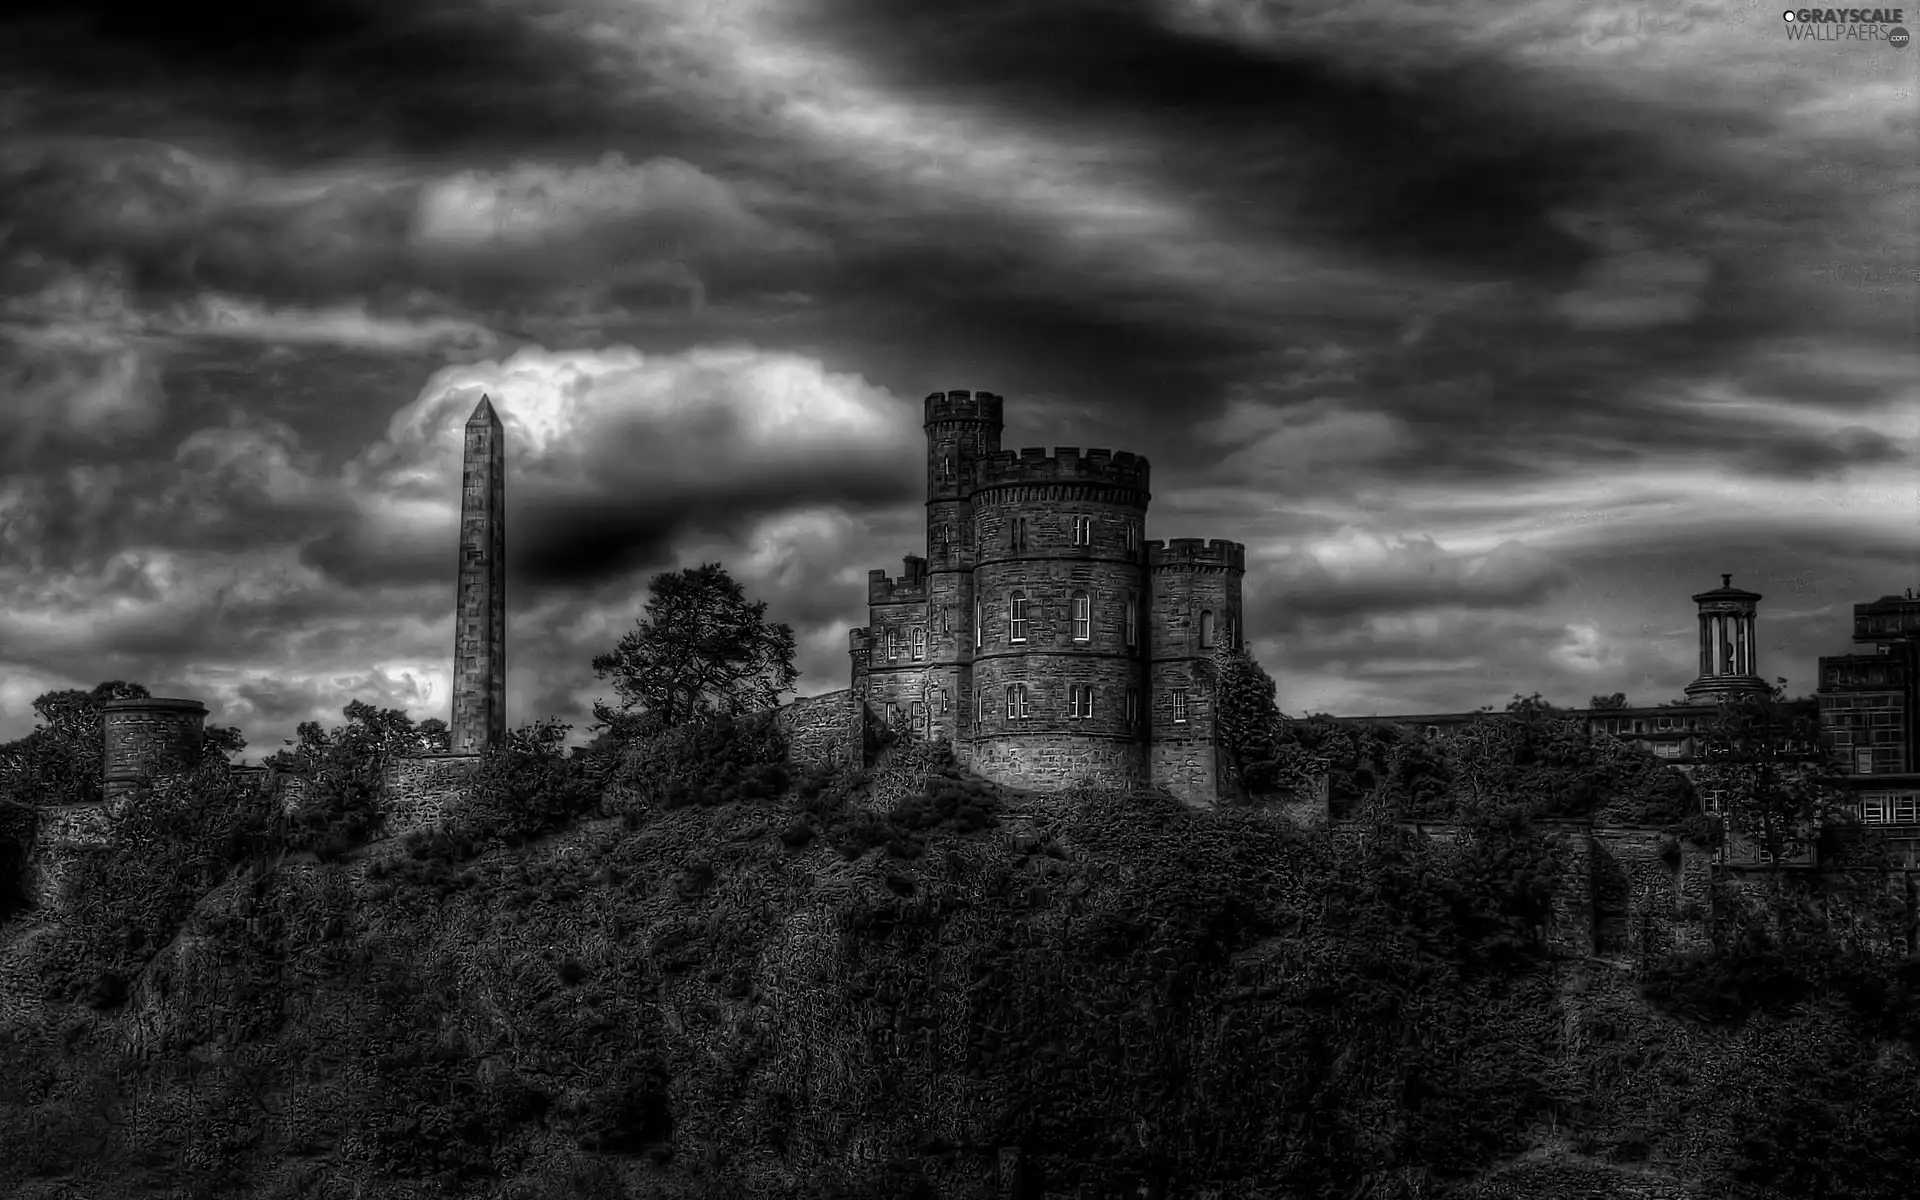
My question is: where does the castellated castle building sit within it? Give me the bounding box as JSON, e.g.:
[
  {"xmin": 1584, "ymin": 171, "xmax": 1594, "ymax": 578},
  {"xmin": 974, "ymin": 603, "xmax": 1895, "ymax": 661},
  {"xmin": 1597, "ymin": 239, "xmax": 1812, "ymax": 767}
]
[{"xmin": 845, "ymin": 390, "xmax": 1247, "ymax": 806}]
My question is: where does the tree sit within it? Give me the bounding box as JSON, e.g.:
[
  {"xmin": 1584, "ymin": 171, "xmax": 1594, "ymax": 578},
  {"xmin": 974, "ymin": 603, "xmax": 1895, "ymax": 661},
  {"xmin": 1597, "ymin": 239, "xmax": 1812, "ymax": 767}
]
[
  {"xmin": 1690, "ymin": 677, "xmax": 1851, "ymax": 898},
  {"xmin": 591, "ymin": 563, "xmax": 798, "ymax": 737},
  {"xmin": 1589, "ymin": 692, "xmax": 1630, "ymax": 710},
  {"xmin": 1210, "ymin": 647, "xmax": 1288, "ymax": 798},
  {"xmin": 264, "ymin": 700, "xmax": 446, "ymax": 853},
  {"xmin": 0, "ymin": 681, "xmax": 150, "ymax": 807}
]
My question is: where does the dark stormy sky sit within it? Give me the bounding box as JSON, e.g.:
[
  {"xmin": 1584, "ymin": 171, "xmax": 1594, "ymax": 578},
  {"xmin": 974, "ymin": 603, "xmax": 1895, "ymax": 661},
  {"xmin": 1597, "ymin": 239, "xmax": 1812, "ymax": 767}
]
[{"xmin": 0, "ymin": 1, "xmax": 1914, "ymax": 758}]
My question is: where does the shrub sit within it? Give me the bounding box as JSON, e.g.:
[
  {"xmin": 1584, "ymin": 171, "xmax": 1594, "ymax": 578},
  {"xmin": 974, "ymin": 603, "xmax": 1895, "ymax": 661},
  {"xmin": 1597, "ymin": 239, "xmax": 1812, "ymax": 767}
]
[{"xmin": 617, "ymin": 713, "xmax": 789, "ymax": 810}]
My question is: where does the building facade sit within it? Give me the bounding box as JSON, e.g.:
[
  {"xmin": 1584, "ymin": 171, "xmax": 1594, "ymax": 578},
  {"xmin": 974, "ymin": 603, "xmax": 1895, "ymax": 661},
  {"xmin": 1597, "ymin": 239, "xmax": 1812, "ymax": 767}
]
[
  {"xmin": 847, "ymin": 390, "xmax": 1247, "ymax": 805},
  {"xmin": 1816, "ymin": 591, "xmax": 1920, "ymax": 840}
]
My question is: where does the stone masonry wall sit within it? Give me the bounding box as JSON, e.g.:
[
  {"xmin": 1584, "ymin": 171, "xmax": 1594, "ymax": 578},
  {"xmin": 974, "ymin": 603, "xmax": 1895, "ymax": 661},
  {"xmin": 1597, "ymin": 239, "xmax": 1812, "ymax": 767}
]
[
  {"xmin": 970, "ymin": 734, "xmax": 1147, "ymax": 792},
  {"xmin": 380, "ymin": 754, "xmax": 482, "ymax": 837},
  {"xmin": 1538, "ymin": 823, "xmax": 1596, "ymax": 959},
  {"xmin": 775, "ymin": 690, "xmax": 865, "ymax": 771},
  {"xmin": 1590, "ymin": 828, "xmax": 1686, "ymax": 966}
]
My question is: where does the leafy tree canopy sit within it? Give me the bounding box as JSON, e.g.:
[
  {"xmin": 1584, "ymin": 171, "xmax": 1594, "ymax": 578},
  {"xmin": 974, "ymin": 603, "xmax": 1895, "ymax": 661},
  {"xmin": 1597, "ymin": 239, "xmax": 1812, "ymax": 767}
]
[{"xmin": 590, "ymin": 562, "xmax": 798, "ymax": 739}]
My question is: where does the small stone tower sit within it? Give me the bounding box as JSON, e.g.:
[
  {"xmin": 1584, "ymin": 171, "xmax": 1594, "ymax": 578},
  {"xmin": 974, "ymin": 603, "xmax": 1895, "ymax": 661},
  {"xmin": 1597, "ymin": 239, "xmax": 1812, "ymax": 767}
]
[
  {"xmin": 1684, "ymin": 573, "xmax": 1770, "ymax": 704},
  {"xmin": 452, "ymin": 394, "xmax": 507, "ymax": 753},
  {"xmin": 102, "ymin": 696, "xmax": 208, "ymax": 802},
  {"xmin": 1146, "ymin": 538, "xmax": 1247, "ymax": 806}
]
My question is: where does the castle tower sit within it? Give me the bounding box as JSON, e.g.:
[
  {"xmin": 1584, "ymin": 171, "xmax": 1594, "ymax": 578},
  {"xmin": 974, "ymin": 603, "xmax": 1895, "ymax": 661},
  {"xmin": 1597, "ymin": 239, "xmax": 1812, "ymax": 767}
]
[
  {"xmin": 968, "ymin": 445, "xmax": 1153, "ymax": 790},
  {"xmin": 1146, "ymin": 539, "xmax": 1247, "ymax": 806},
  {"xmin": 451, "ymin": 394, "xmax": 507, "ymax": 753},
  {"xmin": 1683, "ymin": 573, "xmax": 1769, "ymax": 705},
  {"xmin": 101, "ymin": 697, "xmax": 209, "ymax": 802},
  {"xmin": 924, "ymin": 390, "xmax": 1004, "ymax": 745}
]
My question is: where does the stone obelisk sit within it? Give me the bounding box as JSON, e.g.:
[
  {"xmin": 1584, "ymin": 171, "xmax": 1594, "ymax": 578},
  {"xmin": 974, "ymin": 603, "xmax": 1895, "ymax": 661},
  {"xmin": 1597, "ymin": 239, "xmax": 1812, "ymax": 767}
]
[{"xmin": 452, "ymin": 394, "xmax": 506, "ymax": 753}]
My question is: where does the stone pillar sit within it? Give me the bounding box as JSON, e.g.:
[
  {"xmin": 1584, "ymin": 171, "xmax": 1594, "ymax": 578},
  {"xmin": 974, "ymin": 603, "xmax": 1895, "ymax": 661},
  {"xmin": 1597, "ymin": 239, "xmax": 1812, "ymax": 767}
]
[{"xmin": 452, "ymin": 394, "xmax": 507, "ymax": 753}]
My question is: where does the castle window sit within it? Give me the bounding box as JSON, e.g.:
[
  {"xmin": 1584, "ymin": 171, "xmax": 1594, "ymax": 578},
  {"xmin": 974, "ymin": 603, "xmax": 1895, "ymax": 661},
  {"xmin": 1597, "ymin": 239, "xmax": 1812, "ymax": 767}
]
[
  {"xmin": 1010, "ymin": 518, "xmax": 1028, "ymax": 553},
  {"xmin": 1857, "ymin": 747, "xmax": 1874, "ymax": 774},
  {"xmin": 977, "ymin": 688, "xmax": 986, "ymax": 725},
  {"xmin": 911, "ymin": 626, "xmax": 927, "ymax": 660},
  {"xmin": 1125, "ymin": 688, "xmax": 1139, "ymax": 728},
  {"xmin": 1069, "ymin": 684, "xmax": 1094, "ymax": 719},
  {"xmin": 1200, "ymin": 610, "xmax": 1215, "ymax": 648},
  {"xmin": 1125, "ymin": 595, "xmax": 1138, "ymax": 649},
  {"xmin": 975, "ymin": 601, "xmax": 982, "ymax": 650},
  {"xmin": 1125, "ymin": 524, "xmax": 1137, "ymax": 553},
  {"xmin": 941, "ymin": 687, "xmax": 951, "ymax": 714},
  {"xmin": 1071, "ymin": 591, "xmax": 1091, "ymax": 642},
  {"xmin": 886, "ymin": 703, "xmax": 898, "ymax": 726},
  {"xmin": 1071, "ymin": 515, "xmax": 1092, "ymax": 546},
  {"xmin": 1006, "ymin": 684, "xmax": 1030, "ymax": 721},
  {"xmin": 1171, "ymin": 689, "xmax": 1189, "ymax": 724},
  {"xmin": 1009, "ymin": 592, "xmax": 1029, "ymax": 643},
  {"xmin": 911, "ymin": 701, "xmax": 926, "ymax": 734},
  {"xmin": 888, "ymin": 630, "xmax": 899, "ymax": 660},
  {"xmin": 1227, "ymin": 614, "xmax": 1237, "ymax": 649}
]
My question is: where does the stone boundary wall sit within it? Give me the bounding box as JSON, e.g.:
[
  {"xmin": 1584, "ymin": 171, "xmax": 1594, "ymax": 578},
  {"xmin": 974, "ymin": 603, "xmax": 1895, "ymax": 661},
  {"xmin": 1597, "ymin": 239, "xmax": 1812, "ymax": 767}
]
[
  {"xmin": 775, "ymin": 690, "xmax": 866, "ymax": 771},
  {"xmin": 1323, "ymin": 818, "xmax": 1722, "ymax": 966},
  {"xmin": 380, "ymin": 754, "xmax": 483, "ymax": 837}
]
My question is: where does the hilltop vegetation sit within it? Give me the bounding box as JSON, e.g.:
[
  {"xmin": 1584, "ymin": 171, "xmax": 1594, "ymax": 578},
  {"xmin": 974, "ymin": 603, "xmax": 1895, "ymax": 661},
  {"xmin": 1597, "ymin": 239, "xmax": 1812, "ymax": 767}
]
[
  {"xmin": 0, "ymin": 572, "xmax": 1914, "ymax": 1198},
  {"xmin": 0, "ymin": 669, "xmax": 1917, "ymax": 1197}
]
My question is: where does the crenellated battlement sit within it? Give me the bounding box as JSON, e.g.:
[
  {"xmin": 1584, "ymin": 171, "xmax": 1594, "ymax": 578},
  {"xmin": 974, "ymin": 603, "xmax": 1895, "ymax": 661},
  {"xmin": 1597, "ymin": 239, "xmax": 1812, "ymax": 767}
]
[
  {"xmin": 972, "ymin": 446, "xmax": 1151, "ymax": 494},
  {"xmin": 868, "ymin": 568, "xmax": 929, "ymax": 605},
  {"xmin": 1146, "ymin": 538, "xmax": 1247, "ymax": 572},
  {"xmin": 924, "ymin": 389, "xmax": 1005, "ymax": 427}
]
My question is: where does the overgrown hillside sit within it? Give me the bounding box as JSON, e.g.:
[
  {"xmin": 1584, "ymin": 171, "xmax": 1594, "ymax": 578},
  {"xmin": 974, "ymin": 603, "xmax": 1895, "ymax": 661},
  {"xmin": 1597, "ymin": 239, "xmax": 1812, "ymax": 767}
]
[{"xmin": 4, "ymin": 700, "xmax": 1920, "ymax": 1199}]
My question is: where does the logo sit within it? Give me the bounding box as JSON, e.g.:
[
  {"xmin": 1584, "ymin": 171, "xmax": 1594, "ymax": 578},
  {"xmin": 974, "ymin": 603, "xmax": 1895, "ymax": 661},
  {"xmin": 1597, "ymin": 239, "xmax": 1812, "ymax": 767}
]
[{"xmin": 1783, "ymin": 8, "xmax": 1911, "ymax": 43}]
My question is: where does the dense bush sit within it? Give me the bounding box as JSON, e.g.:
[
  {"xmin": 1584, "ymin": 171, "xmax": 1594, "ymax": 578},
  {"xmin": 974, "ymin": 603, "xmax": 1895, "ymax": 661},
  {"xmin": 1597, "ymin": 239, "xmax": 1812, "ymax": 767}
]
[
  {"xmin": 615, "ymin": 711, "xmax": 790, "ymax": 810},
  {"xmin": 456, "ymin": 719, "xmax": 603, "ymax": 850}
]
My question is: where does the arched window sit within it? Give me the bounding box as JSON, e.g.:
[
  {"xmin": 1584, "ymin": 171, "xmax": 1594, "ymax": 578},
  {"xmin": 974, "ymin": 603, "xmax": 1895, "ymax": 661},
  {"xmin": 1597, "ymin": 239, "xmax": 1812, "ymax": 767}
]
[
  {"xmin": 1200, "ymin": 610, "xmax": 1215, "ymax": 648},
  {"xmin": 1006, "ymin": 683, "xmax": 1030, "ymax": 720},
  {"xmin": 1071, "ymin": 591, "xmax": 1091, "ymax": 642},
  {"xmin": 1009, "ymin": 592, "xmax": 1029, "ymax": 642},
  {"xmin": 1125, "ymin": 594, "xmax": 1138, "ymax": 648},
  {"xmin": 911, "ymin": 626, "xmax": 927, "ymax": 660},
  {"xmin": 1071, "ymin": 515, "xmax": 1092, "ymax": 546}
]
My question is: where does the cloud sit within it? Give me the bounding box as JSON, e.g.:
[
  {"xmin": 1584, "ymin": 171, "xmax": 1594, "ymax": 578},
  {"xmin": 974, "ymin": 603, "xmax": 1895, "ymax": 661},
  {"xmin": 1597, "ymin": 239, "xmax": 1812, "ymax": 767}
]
[
  {"xmin": 1253, "ymin": 529, "xmax": 1572, "ymax": 629},
  {"xmin": 305, "ymin": 343, "xmax": 922, "ymax": 590},
  {"xmin": 0, "ymin": 325, "xmax": 165, "ymax": 459}
]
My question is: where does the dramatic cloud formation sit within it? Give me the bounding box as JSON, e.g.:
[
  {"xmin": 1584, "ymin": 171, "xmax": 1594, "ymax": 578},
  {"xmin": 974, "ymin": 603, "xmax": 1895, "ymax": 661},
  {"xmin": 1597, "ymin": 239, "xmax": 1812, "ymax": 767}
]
[{"xmin": 0, "ymin": 0, "xmax": 1912, "ymax": 755}]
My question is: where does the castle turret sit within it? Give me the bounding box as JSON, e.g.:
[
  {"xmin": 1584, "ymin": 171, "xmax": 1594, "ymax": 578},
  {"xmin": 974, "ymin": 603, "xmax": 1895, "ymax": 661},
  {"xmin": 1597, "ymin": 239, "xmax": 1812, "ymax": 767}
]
[
  {"xmin": 1146, "ymin": 538, "xmax": 1247, "ymax": 807},
  {"xmin": 1683, "ymin": 574, "xmax": 1769, "ymax": 705},
  {"xmin": 968, "ymin": 445, "xmax": 1153, "ymax": 790},
  {"xmin": 102, "ymin": 696, "xmax": 209, "ymax": 802},
  {"xmin": 922, "ymin": 391, "xmax": 1004, "ymax": 746}
]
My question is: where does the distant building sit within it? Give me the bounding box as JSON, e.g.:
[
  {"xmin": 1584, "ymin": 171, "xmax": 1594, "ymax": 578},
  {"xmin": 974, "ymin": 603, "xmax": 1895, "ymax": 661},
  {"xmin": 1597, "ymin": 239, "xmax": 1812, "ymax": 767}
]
[{"xmin": 1816, "ymin": 590, "xmax": 1920, "ymax": 830}]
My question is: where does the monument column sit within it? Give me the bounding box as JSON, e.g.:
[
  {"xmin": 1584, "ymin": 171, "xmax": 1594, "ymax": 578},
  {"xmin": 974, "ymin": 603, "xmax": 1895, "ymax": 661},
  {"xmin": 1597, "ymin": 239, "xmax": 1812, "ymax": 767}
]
[{"xmin": 452, "ymin": 395, "xmax": 507, "ymax": 752}]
